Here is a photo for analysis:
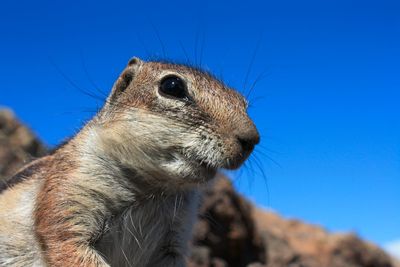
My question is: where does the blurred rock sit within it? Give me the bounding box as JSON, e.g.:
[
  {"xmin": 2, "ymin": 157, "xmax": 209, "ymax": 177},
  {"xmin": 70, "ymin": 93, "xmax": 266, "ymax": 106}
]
[
  {"xmin": 253, "ymin": 206, "xmax": 399, "ymax": 267},
  {"xmin": 1, "ymin": 107, "xmax": 399, "ymax": 267},
  {"xmin": 191, "ymin": 176, "xmax": 400, "ymax": 267},
  {"xmin": 190, "ymin": 176, "xmax": 265, "ymax": 267},
  {"xmin": 0, "ymin": 108, "xmax": 47, "ymax": 181}
]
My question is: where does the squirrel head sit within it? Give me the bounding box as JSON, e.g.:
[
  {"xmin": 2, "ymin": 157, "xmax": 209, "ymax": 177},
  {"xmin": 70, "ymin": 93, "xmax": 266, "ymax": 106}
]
[{"xmin": 95, "ymin": 57, "xmax": 259, "ymax": 187}]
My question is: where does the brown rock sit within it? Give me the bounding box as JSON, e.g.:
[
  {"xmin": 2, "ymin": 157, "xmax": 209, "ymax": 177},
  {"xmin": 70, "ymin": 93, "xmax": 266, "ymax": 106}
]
[
  {"xmin": 191, "ymin": 174, "xmax": 398, "ymax": 267},
  {"xmin": 191, "ymin": 175, "xmax": 265, "ymax": 267},
  {"xmin": 188, "ymin": 246, "xmax": 212, "ymax": 267},
  {"xmin": 0, "ymin": 108, "xmax": 47, "ymax": 181},
  {"xmin": 253, "ymin": 208, "xmax": 397, "ymax": 267}
]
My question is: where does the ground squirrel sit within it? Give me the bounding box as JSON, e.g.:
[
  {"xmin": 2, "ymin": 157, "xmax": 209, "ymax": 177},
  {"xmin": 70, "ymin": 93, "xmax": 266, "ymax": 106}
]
[{"xmin": 0, "ymin": 57, "xmax": 259, "ymax": 267}]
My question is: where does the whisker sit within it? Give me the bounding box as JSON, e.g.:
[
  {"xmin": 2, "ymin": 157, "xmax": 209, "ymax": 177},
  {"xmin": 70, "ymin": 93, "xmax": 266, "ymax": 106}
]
[
  {"xmin": 250, "ymin": 153, "xmax": 270, "ymax": 206},
  {"xmin": 49, "ymin": 57, "xmax": 144, "ymax": 116},
  {"xmin": 254, "ymin": 144, "xmax": 281, "ymax": 155},
  {"xmin": 179, "ymin": 40, "xmax": 191, "ymax": 64},
  {"xmin": 135, "ymin": 33, "xmax": 152, "ymax": 59},
  {"xmin": 151, "ymin": 23, "xmax": 167, "ymax": 59},
  {"xmin": 242, "ymin": 33, "xmax": 263, "ymax": 94},
  {"xmin": 246, "ymin": 69, "xmax": 271, "ymax": 100},
  {"xmin": 254, "ymin": 149, "xmax": 281, "ymax": 168},
  {"xmin": 247, "ymin": 96, "xmax": 268, "ymax": 109},
  {"xmin": 79, "ymin": 51, "xmax": 108, "ymax": 98},
  {"xmin": 49, "ymin": 57, "xmax": 106, "ymax": 103}
]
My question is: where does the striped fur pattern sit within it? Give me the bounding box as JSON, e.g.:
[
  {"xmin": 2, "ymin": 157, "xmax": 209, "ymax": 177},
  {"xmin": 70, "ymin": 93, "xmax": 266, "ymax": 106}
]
[{"xmin": 0, "ymin": 57, "xmax": 259, "ymax": 266}]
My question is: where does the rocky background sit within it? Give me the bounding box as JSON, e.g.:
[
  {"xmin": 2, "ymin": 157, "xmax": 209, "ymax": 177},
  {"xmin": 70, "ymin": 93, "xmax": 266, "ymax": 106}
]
[{"xmin": 0, "ymin": 108, "xmax": 399, "ymax": 267}]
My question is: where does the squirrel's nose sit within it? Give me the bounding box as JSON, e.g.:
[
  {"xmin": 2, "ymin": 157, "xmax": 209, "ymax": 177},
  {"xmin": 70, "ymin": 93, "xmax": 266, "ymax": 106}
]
[{"xmin": 235, "ymin": 124, "xmax": 260, "ymax": 154}]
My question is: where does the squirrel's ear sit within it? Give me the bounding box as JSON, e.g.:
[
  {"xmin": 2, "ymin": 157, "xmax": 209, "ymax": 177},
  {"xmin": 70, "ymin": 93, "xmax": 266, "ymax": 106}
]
[
  {"xmin": 107, "ymin": 57, "xmax": 144, "ymax": 104},
  {"xmin": 127, "ymin": 57, "xmax": 143, "ymax": 66}
]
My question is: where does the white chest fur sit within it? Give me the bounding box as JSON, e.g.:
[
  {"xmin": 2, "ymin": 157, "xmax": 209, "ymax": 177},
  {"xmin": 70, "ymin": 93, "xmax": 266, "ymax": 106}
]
[{"xmin": 96, "ymin": 190, "xmax": 199, "ymax": 267}]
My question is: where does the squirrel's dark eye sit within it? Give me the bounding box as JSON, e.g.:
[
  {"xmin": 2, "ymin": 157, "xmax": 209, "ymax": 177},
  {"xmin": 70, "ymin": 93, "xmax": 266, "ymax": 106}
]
[{"xmin": 159, "ymin": 75, "xmax": 189, "ymax": 101}]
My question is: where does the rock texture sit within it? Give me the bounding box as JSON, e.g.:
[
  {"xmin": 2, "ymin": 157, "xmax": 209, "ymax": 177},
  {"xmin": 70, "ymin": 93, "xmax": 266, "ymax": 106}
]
[
  {"xmin": 253, "ymin": 208, "xmax": 396, "ymax": 267},
  {"xmin": 0, "ymin": 108, "xmax": 46, "ymax": 181},
  {"xmin": 189, "ymin": 176, "xmax": 399, "ymax": 267},
  {"xmin": 189, "ymin": 176, "xmax": 265, "ymax": 267},
  {"xmin": 0, "ymin": 108, "xmax": 398, "ymax": 267}
]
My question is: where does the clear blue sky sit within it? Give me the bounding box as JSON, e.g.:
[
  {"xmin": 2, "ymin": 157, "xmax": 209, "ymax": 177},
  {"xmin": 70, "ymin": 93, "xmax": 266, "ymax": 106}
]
[{"xmin": 1, "ymin": 0, "xmax": 399, "ymax": 248}]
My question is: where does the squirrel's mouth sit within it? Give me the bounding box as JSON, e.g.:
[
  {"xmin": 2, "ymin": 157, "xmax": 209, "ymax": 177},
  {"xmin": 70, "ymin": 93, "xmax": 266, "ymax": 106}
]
[
  {"xmin": 161, "ymin": 151, "xmax": 218, "ymax": 182},
  {"xmin": 176, "ymin": 152, "xmax": 218, "ymax": 180},
  {"xmin": 198, "ymin": 160, "xmax": 218, "ymax": 175},
  {"xmin": 190, "ymin": 157, "xmax": 218, "ymax": 173}
]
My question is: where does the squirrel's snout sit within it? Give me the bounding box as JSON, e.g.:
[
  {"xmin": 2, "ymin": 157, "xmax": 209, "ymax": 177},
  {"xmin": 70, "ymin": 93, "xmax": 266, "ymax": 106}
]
[
  {"xmin": 220, "ymin": 123, "xmax": 260, "ymax": 170},
  {"xmin": 237, "ymin": 135, "xmax": 259, "ymax": 154},
  {"xmin": 235, "ymin": 125, "xmax": 260, "ymax": 155},
  {"xmin": 228, "ymin": 123, "xmax": 260, "ymax": 168}
]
